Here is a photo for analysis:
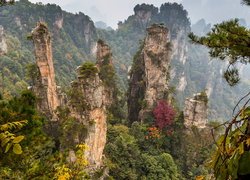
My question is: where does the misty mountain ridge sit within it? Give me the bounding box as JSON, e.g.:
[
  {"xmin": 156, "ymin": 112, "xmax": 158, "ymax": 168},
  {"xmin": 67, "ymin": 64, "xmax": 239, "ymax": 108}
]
[{"xmin": 0, "ymin": 0, "xmax": 249, "ymax": 121}]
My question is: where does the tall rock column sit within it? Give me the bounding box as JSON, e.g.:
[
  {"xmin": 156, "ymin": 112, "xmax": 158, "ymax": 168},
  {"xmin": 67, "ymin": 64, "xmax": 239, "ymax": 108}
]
[
  {"xmin": 96, "ymin": 39, "xmax": 117, "ymax": 107},
  {"xmin": 66, "ymin": 40, "xmax": 117, "ymax": 169},
  {"xmin": 128, "ymin": 24, "xmax": 171, "ymax": 123},
  {"xmin": 96, "ymin": 39, "xmax": 113, "ymax": 66},
  {"xmin": 31, "ymin": 22, "xmax": 60, "ymax": 120},
  {"xmin": 184, "ymin": 92, "xmax": 208, "ymax": 128},
  {"xmin": 68, "ymin": 63, "xmax": 108, "ymax": 169}
]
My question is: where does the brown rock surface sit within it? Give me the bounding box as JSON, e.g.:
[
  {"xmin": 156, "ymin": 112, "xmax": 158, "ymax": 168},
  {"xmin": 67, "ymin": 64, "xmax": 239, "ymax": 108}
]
[
  {"xmin": 128, "ymin": 24, "xmax": 172, "ymax": 123},
  {"xmin": 184, "ymin": 93, "xmax": 208, "ymax": 128},
  {"xmin": 69, "ymin": 67, "xmax": 107, "ymax": 169},
  {"xmin": 31, "ymin": 22, "xmax": 60, "ymax": 120}
]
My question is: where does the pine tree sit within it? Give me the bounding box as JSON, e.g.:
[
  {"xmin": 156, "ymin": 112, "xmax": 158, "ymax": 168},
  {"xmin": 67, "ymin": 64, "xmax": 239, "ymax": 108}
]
[{"xmin": 189, "ymin": 2, "xmax": 250, "ymax": 179}]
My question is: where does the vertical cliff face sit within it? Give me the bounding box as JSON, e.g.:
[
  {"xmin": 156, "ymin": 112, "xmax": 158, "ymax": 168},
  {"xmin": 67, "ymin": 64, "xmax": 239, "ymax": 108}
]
[
  {"xmin": 0, "ymin": 25, "xmax": 7, "ymax": 55},
  {"xmin": 68, "ymin": 40, "xmax": 117, "ymax": 168},
  {"xmin": 95, "ymin": 40, "xmax": 117, "ymax": 108},
  {"xmin": 184, "ymin": 93, "xmax": 208, "ymax": 128},
  {"xmin": 96, "ymin": 40, "xmax": 113, "ymax": 66},
  {"xmin": 68, "ymin": 63, "xmax": 108, "ymax": 169},
  {"xmin": 64, "ymin": 12, "xmax": 97, "ymax": 53},
  {"xmin": 31, "ymin": 22, "xmax": 60, "ymax": 120},
  {"xmin": 128, "ymin": 24, "xmax": 171, "ymax": 123},
  {"xmin": 133, "ymin": 4, "xmax": 158, "ymax": 29}
]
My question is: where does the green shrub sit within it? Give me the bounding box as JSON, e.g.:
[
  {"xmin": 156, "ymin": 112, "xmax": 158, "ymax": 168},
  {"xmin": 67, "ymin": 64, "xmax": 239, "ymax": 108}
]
[{"xmin": 78, "ymin": 62, "xmax": 98, "ymax": 79}]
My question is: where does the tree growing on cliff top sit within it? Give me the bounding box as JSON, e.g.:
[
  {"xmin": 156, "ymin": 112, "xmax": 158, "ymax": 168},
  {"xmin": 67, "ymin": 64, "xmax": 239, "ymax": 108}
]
[{"xmin": 189, "ymin": 1, "xmax": 250, "ymax": 179}]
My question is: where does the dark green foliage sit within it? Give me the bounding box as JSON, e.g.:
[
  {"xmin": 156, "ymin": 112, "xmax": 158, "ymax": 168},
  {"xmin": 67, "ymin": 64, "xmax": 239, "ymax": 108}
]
[
  {"xmin": 195, "ymin": 91, "xmax": 208, "ymax": 104},
  {"xmin": 105, "ymin": 123, "xmax": 181, "ymax": 179},
  {"xmin": 156, "ymin": 3, "xmax": 191, "ymax": 35},
  {"xmin": 78, "ymin": 62, "xmax": 98, "ymax": 79},
  {"xmin": 127, "ymin": 41, "xmax": 146, "ymax": 124},
  {"xmin": 0, "ymin": 0, "xmax": 14, "ymax": 7},
  {"xmin": 56, "ymin": 106, "xmax": 88, "ymax": 149},
  {"xmin": 0, "ymin": 0, "xmax": 97, "ymax": 93},
  {"xmin": 242, "ymin": 0, "xmax": 250, "ymax": 5},
  {"xmin": 189, "ymin": 19, "xmax": 250, "ymax": 85},
  {"xmin": 25, "ymin": 63, "xmax": 39, "ymax": 86},
  {"xmin": 189, "ymin": 19, "xmax": 250, "ymax": 61},
  {"xmin": 134, "ymin": 3, "xmax": 158, "ymax": 16},
  {"xmin": 97, "ymin": 39, "xmax": 105, "ymax": 45},
  {"xmin": 67, "ymin": 86, "xmax": 89, "ymax": 113},
  {"xmin": 223, "ymin": 66, "xmax": 240, "ymax": 86},
  {"xmin": 99, "ymin": 64, "xmax": 116, "ymax": 87},
  {"xmin": 0, "ymin": 90, "xmax": 57, "ymax": 178}
]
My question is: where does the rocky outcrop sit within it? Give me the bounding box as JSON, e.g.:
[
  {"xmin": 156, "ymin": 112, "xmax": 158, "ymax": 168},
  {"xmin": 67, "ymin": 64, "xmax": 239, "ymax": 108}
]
[
  {"xmin": 96, "ymin": 39, "xmax": 113, "ymax": 66},
  {"xmin": 134, "ymin": 4, "xmax": 158, "ymax": 29},
  {"xmin": 31, "ymin": 22, "xmax": 109, "ymax": 168},
  {"xmin": 68, "ymin": 63, "xmax": 108, "ymax": 169},
  {"xmin": 0, "ymin": 25, "xmax": 7, "ymax": 55},
  {"xmin": 184, "ymin": 92, "xmax": 208, "ymax": 128},
  {"xmin": 67, "ymin": 40, "xmax": 117, "ymax": 169},
  {"xmin": 54, "ymin": 16, "xmax": 63, "ymax": 29},
  {"xmin": 128, "ymin": 24, "xmax": 171, "ymax": 123},
  {"xmin": 31, "ymin": 22, "xmax": 60, "ymax": 120},
  {"xmin": 64, "ymin": 12, "xmax": 97, "ymax": 53}
]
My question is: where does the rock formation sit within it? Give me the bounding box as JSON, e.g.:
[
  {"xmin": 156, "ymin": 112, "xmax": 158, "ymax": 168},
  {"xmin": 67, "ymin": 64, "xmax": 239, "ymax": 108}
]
[
  {"xmin": 184, "ymin": 92, "xmax": 208, "ymax": 128},
  {"xmin": 67, "ymin": 40, "xmax": 117, "ymax": 169},
  {"xmin": 31, "ymin": 22, "xmax": 110, "ymax": 169},
  {"xmin": 67, "ymin": 12, "xmax": 97, "ymax": 53},
  {"xmin": 0, "ymin": 25, "xmax": 7, "ymax": 55},
  {"xmin": 96, "ymin": 40, "xmax": 117, "ymax": 107},
  {"xmin": 69, "ymin": 65, "xmax": 108, "ymax": 168},
  {"xmin": 31, "ymin": 22, "xmax": 60, "ymax": 120},
  {"xmin": 96, "ymin": 39, "xmax": 113, "ymax": 66},
  {"xmin": 134, "ymin": 4, "xmax": 158, "ymax": 29},
  {"xmin": 128, "ymin": 24, "xmax": 172, "ymax": 123}
]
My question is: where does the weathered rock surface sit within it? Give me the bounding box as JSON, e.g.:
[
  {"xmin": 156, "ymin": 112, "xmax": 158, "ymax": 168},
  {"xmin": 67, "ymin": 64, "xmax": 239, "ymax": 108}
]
[
  {"xmin": 184, "ymin": 93, "xmax": 208, "ymax": 128},
  {"xmin": 96, "ymin": 40, "xmax": 113, "ymax": 66},
  {"xmin": 68, "ymin": 40, "xmax": 117, "ymax": 168},
  {"xmin": 128, "ymin": 24, "xmax": 171, "ymax": 123},
  {"xmin": 31, "ymin": 22, "xmax": 60, "ymax": 120},
  {"xmin": 69, "ymin": 66, "xmax": 107, "ymax": 168},
  {"xmin": 134, "ymin": 4, "xmax": 158, "ymax": 29},
  {"xmin": 96, "ymin": 40, "xmax": 117, "ymax": 108},
  {"xmin": 0, "ymin": 25, "xmax": 7, "ymax": 55}
]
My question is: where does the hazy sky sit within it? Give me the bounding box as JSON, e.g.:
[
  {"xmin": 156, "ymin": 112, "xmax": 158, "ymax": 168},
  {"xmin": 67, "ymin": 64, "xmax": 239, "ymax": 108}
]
[{"xmin": 29, "ymin": 0, "xmax": 250, "ymax": 28}]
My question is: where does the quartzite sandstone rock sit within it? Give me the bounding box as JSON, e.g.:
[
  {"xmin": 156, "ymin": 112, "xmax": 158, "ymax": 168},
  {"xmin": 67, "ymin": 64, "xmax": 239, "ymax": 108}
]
[
  {"xmin": 31, "ymin": 22, "xmax": 60, "ymax": 120},
  {"xmin": 69, "ymin": 66, "xmax": 107, "ymax": 169},
  {"xmin": 184, "ymin": 93, "xmax": 208, "ymax": 128},
  {"xmin": 128, "ymin": 24, "xmax": 172, "ymax": 123}
]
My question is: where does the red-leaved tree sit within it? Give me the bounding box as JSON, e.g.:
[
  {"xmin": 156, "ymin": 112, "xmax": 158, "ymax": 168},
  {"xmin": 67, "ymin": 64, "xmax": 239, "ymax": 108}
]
[{"xmin": 153, "ymin": 100, "xmax": 176, "ymax": 130}]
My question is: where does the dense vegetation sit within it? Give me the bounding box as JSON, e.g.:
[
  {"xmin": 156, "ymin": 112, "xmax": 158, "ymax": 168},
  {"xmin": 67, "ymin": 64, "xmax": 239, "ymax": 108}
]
[
  {"xmin": 0, "ymin": 0, "xmax": 248, "ymax": 120},
  {"xmin": 1, "ymin": 0, "xmax": 250, "ymax": 179},
  {"xmin": 189, "ymin": 0, "xmax": 250, "ymax": 179}
]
